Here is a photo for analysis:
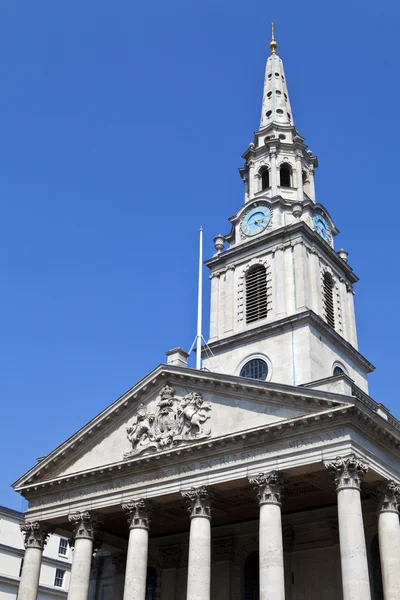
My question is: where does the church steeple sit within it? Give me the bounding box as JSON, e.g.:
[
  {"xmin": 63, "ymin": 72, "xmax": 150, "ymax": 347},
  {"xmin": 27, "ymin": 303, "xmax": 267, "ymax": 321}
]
[
  {"xmin": 260, "ymin": 24, "xmax": 295, "ymax": 129},
  {"xmin": 203, "ymin": 26, "xmax": 375, "ymax": 393}
]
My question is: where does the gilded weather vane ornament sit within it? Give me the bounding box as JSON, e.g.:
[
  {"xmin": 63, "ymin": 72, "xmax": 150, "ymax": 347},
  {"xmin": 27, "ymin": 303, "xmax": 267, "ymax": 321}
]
[{"xmin": 270, "ymin": 22, "xmax": 278, "ymax": 55}]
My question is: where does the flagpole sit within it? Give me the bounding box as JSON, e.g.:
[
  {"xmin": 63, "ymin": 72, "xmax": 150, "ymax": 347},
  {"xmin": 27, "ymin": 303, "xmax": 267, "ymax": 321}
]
[{"xmin": 196, "ymin": 227, "xmax": 203, "ymax": 370}]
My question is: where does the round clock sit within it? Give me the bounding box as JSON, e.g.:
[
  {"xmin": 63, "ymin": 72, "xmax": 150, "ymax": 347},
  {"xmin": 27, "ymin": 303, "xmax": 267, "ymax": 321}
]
[
  {"xmin": 313, "ymin": 213, "xmax": 331, "ymax": 243},
  {"xmin": 241, "ymin": 205, "xmax": 272, "ymax": 237}
]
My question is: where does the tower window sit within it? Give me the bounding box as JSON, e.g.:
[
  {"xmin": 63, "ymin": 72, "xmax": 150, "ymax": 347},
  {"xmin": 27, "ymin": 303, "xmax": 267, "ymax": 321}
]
[
  {"xmin": 267, "ymin": 91, "xmax": 272, "ymax": 98},
  {"xmin": 260, "ymin": 168, "xmax": 270, "ymax": 190},
  {"xmin": 245, "ymin": 265, "xmax": 268, "ymax": 324},
  {"xmin": 280, "ymin": 163, "xmax": 291, "ymax": 187},
  {"xmin": 276, "ymin": 109, "xmax": 284, "ymax": 114},
  {"xmin": 240, "ymin": 359, "xmax": 268, "ymax": 381},
  {"xmin": 323, "ymin": 272, "xmax": 335, "ymax": 328},
  {"xmin": 276, "ymin": 90, "xmax": 281, "ymax": 96},
  {"xmin": 333, "ymin": 366, "xmax": 344, "ymax": 376},
  {"xmin": 266, "ymin": 110, "xmax": 272, "ymax": 118}
]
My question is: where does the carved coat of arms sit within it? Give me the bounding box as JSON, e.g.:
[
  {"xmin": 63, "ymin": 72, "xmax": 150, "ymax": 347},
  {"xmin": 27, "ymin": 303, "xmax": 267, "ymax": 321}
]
[{"xmin": 124, "ymin": 385, "xmax": 212, "ymax": 458}]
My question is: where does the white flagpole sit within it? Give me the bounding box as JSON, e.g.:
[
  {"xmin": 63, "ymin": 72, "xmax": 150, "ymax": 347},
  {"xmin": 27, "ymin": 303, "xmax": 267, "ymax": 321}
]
[{"xmin": 196, "ymin": 227, "xmax": 203, "ymax": 370}]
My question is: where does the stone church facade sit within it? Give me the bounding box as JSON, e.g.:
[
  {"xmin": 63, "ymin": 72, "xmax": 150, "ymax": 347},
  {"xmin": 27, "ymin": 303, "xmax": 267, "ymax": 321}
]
[{"xmin": 13, "ymin": 27, "xmax": 400, "ymax": 600}]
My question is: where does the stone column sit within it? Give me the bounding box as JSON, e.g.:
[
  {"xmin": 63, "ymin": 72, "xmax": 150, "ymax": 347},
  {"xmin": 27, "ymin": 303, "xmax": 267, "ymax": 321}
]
[
  {"xmin": 249, "ymin": 472, "xmax": 285, "ymax": 600},
  {"xmin": 68, "ymin": 511, "xmax": 98, "ymax": 600},
  {"xmin": 122, "ymin": 499, "xmax": 153, "ymax": 600},
  {"xmin": 377, "ymin": 481, "xmax": 400, "ymax": 600},
  {"xmin": 18, "ymin": 521, "xmax": 50, "ymax": 600},
  {"xmin": 325, "ymin": 454, "xmax": 371, "ymax": 600},
  {"xmin": 295, "ymin": 151, "xmax": 304, "ymax": 201},
  {"xmin": 248, "ymin": 161, "xmax": 255, "ymax": 200},
  {"xmin": 182, "ymin": 486, "xmax": 212, "ymax": 600},
  {"xmin": 270, "ymin": 149, "xmax": 278, "ymax": 196}
]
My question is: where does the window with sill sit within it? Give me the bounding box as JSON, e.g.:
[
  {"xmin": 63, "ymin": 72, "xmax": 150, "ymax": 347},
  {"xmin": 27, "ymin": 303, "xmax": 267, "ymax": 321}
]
[
  {"xmin": 58, "ymin": 537, "xmax": 68, "ymax": 556},
  {"xmin": 54, "ymin": 569, "xmax": 65, "ymax": 588}
]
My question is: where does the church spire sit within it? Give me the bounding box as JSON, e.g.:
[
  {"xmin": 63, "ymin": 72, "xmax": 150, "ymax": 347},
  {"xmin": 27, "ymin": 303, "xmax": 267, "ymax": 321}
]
[{"xmin": 260, "ymin": 23, "xmax": 294, "ymax": 129}]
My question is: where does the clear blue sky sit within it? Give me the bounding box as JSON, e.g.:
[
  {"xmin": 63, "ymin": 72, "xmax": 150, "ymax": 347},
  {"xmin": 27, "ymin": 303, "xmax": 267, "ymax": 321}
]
[{"xmin": 1, "ymin": 1, "xmax": 399, "ymax": 510}]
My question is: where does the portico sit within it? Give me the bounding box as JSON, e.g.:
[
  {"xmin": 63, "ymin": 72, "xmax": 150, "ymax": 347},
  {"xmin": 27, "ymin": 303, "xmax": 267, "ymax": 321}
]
[{"xmin": 13, "ymin": 365, "xmax": 400, "ymax": 600}]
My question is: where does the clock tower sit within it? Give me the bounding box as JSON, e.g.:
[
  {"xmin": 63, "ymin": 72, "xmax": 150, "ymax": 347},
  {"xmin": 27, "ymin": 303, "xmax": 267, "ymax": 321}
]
[{"xmin": 202, "ymin": 25, "xmax": 374, "ymax": 392}]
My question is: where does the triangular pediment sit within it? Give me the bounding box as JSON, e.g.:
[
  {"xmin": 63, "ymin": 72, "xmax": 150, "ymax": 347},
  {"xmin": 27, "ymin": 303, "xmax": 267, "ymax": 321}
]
[{"xmin": 13, "ymin": 365, "xmax": 351, "ymax": 491}]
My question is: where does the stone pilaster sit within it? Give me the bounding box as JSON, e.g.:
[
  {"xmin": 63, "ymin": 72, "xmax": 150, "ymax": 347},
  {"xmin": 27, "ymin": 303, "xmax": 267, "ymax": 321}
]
[
  {"xmin": 182, "ymin": 486, "xmax": 212, "ymax": 600},
  {"xmin": 68, "ymin": 511, "xmax": 98, "ymax": 600},
  {"xmin": 18, "ymin": 522, "xmax": 50, "ymax": 600},
  {"xmin": 325, "ymin": 454, "xmax": 371, "ymax": 600},
  {"xmin": 122, "ymin": 499, "xmax": 153, "ymax": 600},
  {"xmin": 377, "ymin": 481, "xmax": 400, "ymax": 600},
  {"xmin": 249, "ymin": 472, "xmax": 285, "ymax": 600}
]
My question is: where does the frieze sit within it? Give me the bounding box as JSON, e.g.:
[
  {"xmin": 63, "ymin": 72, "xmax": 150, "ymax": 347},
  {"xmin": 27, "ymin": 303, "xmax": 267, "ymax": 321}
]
[
  {"xmin": 124, "ymin": 385, "xmax": 212, "ymax": 458},
  {"xmin": 27, "ymin": 429, "xmax": 347, "ymax": 510}
]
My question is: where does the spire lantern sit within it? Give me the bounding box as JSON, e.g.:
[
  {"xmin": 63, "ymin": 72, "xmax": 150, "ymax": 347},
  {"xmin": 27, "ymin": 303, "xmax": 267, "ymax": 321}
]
[{"xmin": 270, "ymin": 22, "xmax": 278, "ymax": 55}]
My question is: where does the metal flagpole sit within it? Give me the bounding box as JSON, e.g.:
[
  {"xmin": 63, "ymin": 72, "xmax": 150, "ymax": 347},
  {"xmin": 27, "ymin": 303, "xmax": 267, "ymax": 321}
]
[{"xmin": 196, "ymin": 227, "xmax": 203, "ymax": 370}]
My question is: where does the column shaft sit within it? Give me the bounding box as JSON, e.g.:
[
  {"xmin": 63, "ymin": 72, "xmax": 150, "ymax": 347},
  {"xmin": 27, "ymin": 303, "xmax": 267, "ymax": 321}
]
[
  {"xmin": 337, "ymin": 488, "xmax": 371, "ymax": 600},
  {"xmin": 326, "ymin": 454, "xmax": 371, "ymax": 600},
  {"xmin": 259, "ymin": 504, "xmax": 285, "ymax": 600},
  {"xmin": 123, "ymin": 528, "xmax": 149, "ymax": 600},
  {"xmin": 68, "ymin": 538, "xmax": 94, "ymax": 600},
  {"xmin": 122, "ymin": 499, "xmax": 152, "ymax": 600},
  {"xmin": 249, "ymin": 472, "xmax": 285, "ymax": 600},
  {"xmin": 18, "ymin": 547, "xmax": 43, "ymax": 600},
  {"xmin": 377, "ymin": 481, "xmax": 400, "ymax": 600},
  {"xmin": 67, "ymin": 511, "xmax": 98, "ymax": 600},
  {"xmin": 18, "ymin": 521, "xmax": 49, "ymax": 600},
  {"xmin": 182, "ymin": 486, "xmax": 212, "ymax": 600}
]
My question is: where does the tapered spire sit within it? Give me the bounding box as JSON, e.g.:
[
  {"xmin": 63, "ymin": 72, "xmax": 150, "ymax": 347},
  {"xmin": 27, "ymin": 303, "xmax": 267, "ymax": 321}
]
[{"xmin": 260, "ymin": 23, "xmax": 294, "ymax": 129}]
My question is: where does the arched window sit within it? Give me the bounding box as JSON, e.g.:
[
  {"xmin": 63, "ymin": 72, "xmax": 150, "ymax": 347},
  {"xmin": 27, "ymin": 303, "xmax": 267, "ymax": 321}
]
[
  {"xmin": 280, "ymin": 163, "xmax": 291, "ymax": 187},
  {"xmin": 323, "ymin": 272, "xmax": 335, "ymax": 329},
  {"xmin": 145, "ymin": 567, "xmax": 157, "ymax": 600},
  {"xmin": 333, "ymin": 366, "xmax": 344, "ymax": 376},
  {"xmin": 261, "ymin": 168, "xmax": 270, "ymax": 190},
  {"xmin": 240, "ymin": 359, "xmax": 268, "ymax": 381},
  {"xmin": 244, "ymin": 552, "xmax": 259, "ymax": 600},
  {"xmin": 246, "ymin": 265, "xmax": 268, "ymax": 324}
]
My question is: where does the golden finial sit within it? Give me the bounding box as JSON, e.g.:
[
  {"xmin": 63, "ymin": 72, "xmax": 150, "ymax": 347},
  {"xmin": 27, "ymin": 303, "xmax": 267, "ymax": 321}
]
[{"xmin": 270, "ymin": 22, "xmax": 278, "ymax": 55}]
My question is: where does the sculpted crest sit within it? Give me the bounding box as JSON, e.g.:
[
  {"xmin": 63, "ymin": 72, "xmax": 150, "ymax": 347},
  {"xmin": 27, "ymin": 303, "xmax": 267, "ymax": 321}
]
[{"xmin": 124, "ymin": 385, "xmax": 212, "ymax": 458}]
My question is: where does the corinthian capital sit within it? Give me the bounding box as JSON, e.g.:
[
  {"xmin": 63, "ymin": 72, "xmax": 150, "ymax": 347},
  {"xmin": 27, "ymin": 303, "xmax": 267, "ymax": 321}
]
[
  {"xmin": 378, "ymin": 481, "xmax": 400, "ymax": 514},
  {"xmin": 122, "ymin": 499, "xmax": 153, "ymax": 530},
  {"xmin": 68, "ymin": 511, "xmax": 98, "ymax": 541},
  {"xmin": 249, "ymin": 471, "xmax": 283, "ymax": 506},
  {"xmin": 20, "ymin": 521, "xmax": 51, "ymax": 550},
  {"xmin": 182, "ymin": 486, "xmax": 212, "ymax": 519},
  {"xmin": 325, "ymin": 454, "xmax": 368, "ymax": 491}
]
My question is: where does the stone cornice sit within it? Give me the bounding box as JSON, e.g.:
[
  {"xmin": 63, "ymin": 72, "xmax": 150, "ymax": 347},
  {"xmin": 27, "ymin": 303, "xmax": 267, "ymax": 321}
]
[
  {"xmin": 13, "ymin": 364, "xmax": 355, "ymax": 491},
  {"xmin": 17, "ymin": 401, "xmax": 400, "ymax": 512},
  {"xmin": 204, "ymin": 310, "xmax": 375, "ymax": 374},
  {"xmin": 206, "ymin": 221, "xmax": 356, "ymax": 283}
]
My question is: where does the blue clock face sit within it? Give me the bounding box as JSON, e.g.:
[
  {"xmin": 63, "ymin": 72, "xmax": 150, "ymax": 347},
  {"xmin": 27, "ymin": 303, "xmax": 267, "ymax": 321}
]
[
  {"xmin": 313, "ymin": 213, "xmax": 331, "ymax": 243},
  {"xmin": 241, "ymin": 205, "xmax": 272, "ymax": 237}
]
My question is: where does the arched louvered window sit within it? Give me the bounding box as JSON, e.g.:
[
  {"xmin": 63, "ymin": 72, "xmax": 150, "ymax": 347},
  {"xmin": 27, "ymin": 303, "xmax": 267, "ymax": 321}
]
[
  {"xmin": 246, "ymin": 265, "xmax": 268, "ymax": 324},
  {"xmin": 280, "ymin": 163, "xmax": 291, "ymax": 187},
  {"xmin": 244, "ymin": 552, "xmax": 259, "ymax": 600},
  {"xmin": 323, "ymin": 272, "xmax": 335, "ymax": 329},
  {"xmin": 145, "ymin": 567, "xmax": 157, "ymax": 600},
  {"xmin": 333, "ymin": 365, "xmax": 344, "ymax": 376},
  {"xmin": 261, "ymin": 168, "xmax": 270, "ymax": 190}
]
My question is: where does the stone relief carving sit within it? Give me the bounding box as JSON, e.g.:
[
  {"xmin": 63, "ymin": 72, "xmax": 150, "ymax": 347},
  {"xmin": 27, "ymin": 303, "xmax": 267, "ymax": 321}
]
[
  {"xmin": 377, "ymin": 480, "xmax": 400, "ymax": 514},
  {"xmin": 124, "ymin": 385, "xmax": 212, "ymax": 458},
  {"xmin": 122, "ymin": 498, "xmax": 153, "ymax": 530}
]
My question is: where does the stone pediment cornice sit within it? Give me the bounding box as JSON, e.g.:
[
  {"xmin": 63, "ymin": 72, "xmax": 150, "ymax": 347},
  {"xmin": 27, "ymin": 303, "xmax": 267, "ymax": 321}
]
[
  {"xmin": 16, "ymin": 401, "xmax": 400, "ymax": 506},
  {"xmin": 13, "ymin": 364, "xmax": 351, "ymax": 492},
  {"xmin": 13, "ymin": 363, "xmax": 399, "ymax": 498},
  {"xmin": 206, "ymin": 221, "xmax": 357, "ymax": 284}
]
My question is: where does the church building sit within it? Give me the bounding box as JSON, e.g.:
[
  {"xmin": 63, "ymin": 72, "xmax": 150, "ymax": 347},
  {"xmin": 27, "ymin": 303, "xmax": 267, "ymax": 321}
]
[{"xmin": 13, "ymin": 26, "xmax": 400, "ymax": 600}]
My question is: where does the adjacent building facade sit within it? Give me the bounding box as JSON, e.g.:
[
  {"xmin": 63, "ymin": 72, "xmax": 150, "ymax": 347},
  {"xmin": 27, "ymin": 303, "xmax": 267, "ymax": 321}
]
[
  {"xmin": 0, "ymin": 505, "xmax": 71, "ymax": 599},
  {"xmin": 12, "ymin": 26, "xmax": 400, "ymax": 600}
]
